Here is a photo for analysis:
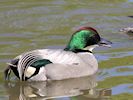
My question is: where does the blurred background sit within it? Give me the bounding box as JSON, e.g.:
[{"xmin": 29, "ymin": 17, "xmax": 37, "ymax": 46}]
[{"xmin": 0, "ymin": 0, "xmax": 133, "ymax": 100}]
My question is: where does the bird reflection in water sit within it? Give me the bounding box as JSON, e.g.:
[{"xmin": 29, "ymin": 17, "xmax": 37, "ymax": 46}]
[{"xmin": 4, "ymin": 75, "xmax": 111, "ymax": 100}]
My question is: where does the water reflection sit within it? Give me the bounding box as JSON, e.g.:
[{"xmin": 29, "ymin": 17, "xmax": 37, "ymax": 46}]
[{"xmin": 4, "ymin": 76, "xmax": 111, "ymax": 100}]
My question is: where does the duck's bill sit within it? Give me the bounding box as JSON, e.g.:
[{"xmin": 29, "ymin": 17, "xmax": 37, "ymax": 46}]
[{"xmin": 98, "ymin": 38, "xmax": 112, "ymax": 48}]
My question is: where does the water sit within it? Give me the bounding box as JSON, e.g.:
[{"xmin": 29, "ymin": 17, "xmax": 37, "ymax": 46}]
[{"xmin": 0, "ymin": 0, "xmax": 133, "ymax": 100}]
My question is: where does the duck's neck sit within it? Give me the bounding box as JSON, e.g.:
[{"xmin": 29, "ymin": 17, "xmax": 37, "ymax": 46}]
[
  {"xmin": 64, "ymin": 44, "xmax": 93, "ymax": 53},
  {"xmin": 64, "ymin": 34, "xmax": 86, "ymax": 53},
  {"xmin": 64, "ymin": 43, "xmax": 85, "ymax": 53}
]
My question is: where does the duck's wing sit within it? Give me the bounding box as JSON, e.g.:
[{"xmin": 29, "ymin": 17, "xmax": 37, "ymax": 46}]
[
  {"xmin": 5, "ymin": 49, "xmax": 50, "ymax": 81},
  {"xmin": 17, "ymin": 50, "xmax": 52, "ymax": 81}
]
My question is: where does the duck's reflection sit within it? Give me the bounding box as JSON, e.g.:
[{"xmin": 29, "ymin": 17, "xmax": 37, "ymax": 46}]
[{"xmin": 4, "ymin": 75, "xmax": 111, "ymax": 100}]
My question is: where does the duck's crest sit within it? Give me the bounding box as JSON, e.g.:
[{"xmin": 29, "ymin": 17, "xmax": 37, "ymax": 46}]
[{"xmin": 75, "ymin": 26, "xmax": 98, "ymax": 33}]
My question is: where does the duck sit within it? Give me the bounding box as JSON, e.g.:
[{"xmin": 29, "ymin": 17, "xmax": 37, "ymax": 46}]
[
  {"xmin": 120, "ymin": 27, "xmax": 133, "ymax": 36},
  {"xmin": 4, "ymin": 26, "xmax": 112, "ymax": 81}
]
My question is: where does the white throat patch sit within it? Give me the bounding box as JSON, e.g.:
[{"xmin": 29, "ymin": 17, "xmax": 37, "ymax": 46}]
[{"xmin": 84, "ymin": 45, "xmax": 99, "ymax": 52}]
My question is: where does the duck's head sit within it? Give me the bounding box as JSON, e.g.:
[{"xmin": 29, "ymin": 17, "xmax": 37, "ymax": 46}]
[{"xmin": 64, "ymin": 26, "xmax": 112, "ymax": 53}]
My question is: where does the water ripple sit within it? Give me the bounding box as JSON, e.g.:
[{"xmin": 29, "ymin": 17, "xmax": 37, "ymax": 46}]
[
  {"xmin": 98, "ymin": 65, "xmax": 133, "ymax": 81},
  {"xmin": 96, "ymin": 51, "xmax": 133, "ymax": 61},
  {"xmin": 112, "ymin": 84, "xmax": 133, "ymax": 95}
]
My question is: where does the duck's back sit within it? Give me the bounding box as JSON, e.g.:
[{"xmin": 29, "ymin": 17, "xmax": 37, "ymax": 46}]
[{"xmin": 36, "ymin": 49, "xmax": 85, "ymax": 64}]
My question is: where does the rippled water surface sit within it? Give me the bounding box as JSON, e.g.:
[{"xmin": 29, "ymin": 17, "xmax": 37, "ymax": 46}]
[{"xmin": 0, "ymin": 0, "xmax": 133, "ymax": 100}]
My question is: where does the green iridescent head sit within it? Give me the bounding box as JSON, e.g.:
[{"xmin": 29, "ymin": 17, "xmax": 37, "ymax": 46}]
[{"xmin": 64, "ymin": 26, "xmax": 112, "ymax": 53}]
